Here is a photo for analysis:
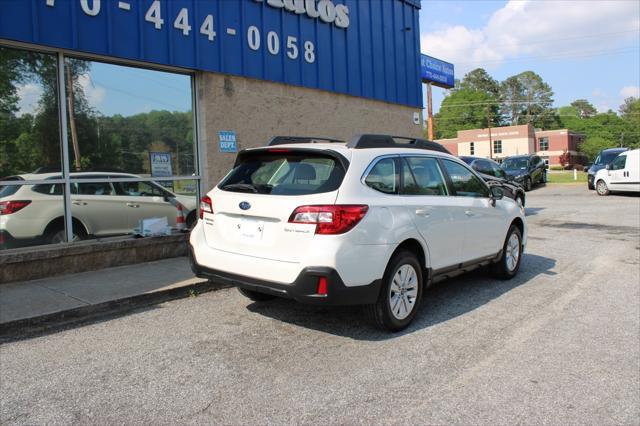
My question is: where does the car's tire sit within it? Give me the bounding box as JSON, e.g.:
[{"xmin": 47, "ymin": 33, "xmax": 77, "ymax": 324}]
[
  {"xmin": 541, "ymin": 171, "xmax": 547, "ymax": 184},
  {"xmin": 524, "ymin": 177, "xmax": 532, "ymax": 192},
  {"xmin": 186, "ymin": 211, "xmax": 197, "ymax": 229},
  {"xmin": 367, "ymin": 250, "xmax": 423, "ymax": 332},
  {"xmin": 237, "ymin": 287, "xmax": 277, "ymax": 301},
  {"xmin": 45, "ymin": 223, "xmax": 86, "ymax": 244},
  {"xmin": 491, "ymin": 225, "xmax": 523, "ymax": 280},
  {"xmin": 596, "ymin": 179, "xmax": 610, "ymax": 196}
]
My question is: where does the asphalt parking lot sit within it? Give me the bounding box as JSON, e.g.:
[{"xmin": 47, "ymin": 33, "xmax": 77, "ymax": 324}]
[{"xmin": 1, "ymin": 184, "xmax": 639, "ymax": 425}]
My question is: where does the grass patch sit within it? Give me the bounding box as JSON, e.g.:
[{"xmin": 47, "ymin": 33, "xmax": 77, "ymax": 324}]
[{"xmin": 547, "ymin": 170, "xmax": 588, "ymax": 184}]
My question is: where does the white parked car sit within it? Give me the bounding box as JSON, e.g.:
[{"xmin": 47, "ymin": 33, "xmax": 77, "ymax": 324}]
[
  {"xmin": 594, "ymin": 149, "xmax": 640, "ymax": 196},
  {"xmin": 0, "ymin": 172, "xmax": 197, "ymax": 248},
  {"xmin": 190, "ymin": 135, "xmax": 527, "ymax": 331}
]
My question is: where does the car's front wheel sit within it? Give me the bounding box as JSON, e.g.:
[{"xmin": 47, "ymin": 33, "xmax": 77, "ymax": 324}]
[
  {"xmin": 367, "ymin": 250, "xmax": 423, "ymax": 332},
  {"xmin": 524, "ymin": 177, "xmax": 532, "ymax": 192},
  {"xmin": 491, "ymin": 225, "xmax": 523, "ymax": 280},
  {"xmin": 596, "ymin": 180, "xmax": 610, "ymax": 196}
]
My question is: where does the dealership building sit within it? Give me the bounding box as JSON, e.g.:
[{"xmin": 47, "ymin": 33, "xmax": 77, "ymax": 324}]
[
  {"xmin": 0, "ymin": 0, "xmax": 425, "ymax": 279},
  {"xmin": 437, "ymin": 124, "xmax": 587, "ymax": 167}
]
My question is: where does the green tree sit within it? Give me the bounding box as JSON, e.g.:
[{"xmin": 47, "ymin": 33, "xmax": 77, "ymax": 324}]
[
  {"xmin": 570, "ymin": 99, "xmax": 597, "ymax": 118},
  {"xmin": 434, "ymin": 89, "xmax": 498, "ymax": 139},
  {"xmin": 458, "ymin": 68, "xmax": 500, "ymax": 98},
  {"xmin": 500, "ymin": 71, "xmax": 555, "ymax": 129}
]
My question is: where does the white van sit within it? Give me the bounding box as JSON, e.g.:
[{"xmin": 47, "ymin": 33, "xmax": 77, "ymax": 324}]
[{"xmin": 594, "ymin": 149, "xmax": 640, "ymax": 195}]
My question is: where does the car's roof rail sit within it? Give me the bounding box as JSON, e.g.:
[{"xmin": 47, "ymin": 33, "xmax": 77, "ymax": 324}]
[
  {"xmin": 267, "ymin": 136, "xmax": 345, "ymax": 146},
  {"xmin": 346, "ymin": 134, "xmax": 451, "ymax": 154}
]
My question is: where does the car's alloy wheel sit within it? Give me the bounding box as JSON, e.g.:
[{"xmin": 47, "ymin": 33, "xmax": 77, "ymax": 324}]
[
  {"xmin": 505, "ymin": 233, "xmax": 520, "ymax": 272},
  {"xmin": 388, "ymin": 264, "xmax": 419, "ymax": 320},
  {"xmin": 596, "ymin": 180, "xmax": 609, "ymax": 196},
  {"xmin": 525, "ymin": 178, "xmax": 532, "ymax": 192},
  {"xmin": 491, "ymin": 225, "xmax": 523, "ymax": 280},
  {"xmin": 367, "ymin": 250, "xmax": 423, "ymax": 332},
  {"xmin": 49, "ymin": 229, "xmax": 82, "ymax": 244}
]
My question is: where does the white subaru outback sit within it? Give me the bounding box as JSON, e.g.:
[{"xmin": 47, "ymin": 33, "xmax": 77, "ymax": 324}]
[{"xmin": 189, "ymin": 135, "xmax": 526, "ymax": 331}]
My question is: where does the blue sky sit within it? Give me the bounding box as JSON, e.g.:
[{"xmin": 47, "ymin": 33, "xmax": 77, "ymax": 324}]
[
  {"xmin": 420, "ymin": 0, "xmax": 640, "ymax": 114},
  {"xmin": 17, "ymin": 0, "xmax": 639, "ymax": 118}
]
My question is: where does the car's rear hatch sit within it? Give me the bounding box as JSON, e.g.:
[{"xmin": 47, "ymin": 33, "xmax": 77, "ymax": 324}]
[{"xmin": 202, "ymin": 147, "xmax": 348, "ymax": 263}]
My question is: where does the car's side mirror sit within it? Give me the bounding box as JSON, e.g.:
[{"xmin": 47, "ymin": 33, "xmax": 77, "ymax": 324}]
[{"xmin": 490, "ymin": 186, "xmax": 504, "ymax": 206}]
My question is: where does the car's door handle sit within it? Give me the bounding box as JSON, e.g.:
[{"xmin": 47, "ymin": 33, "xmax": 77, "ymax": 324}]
[
  {"xmin": 71, "ymin": 201, "xmax": 87, "ymax": 206},
  {"xmin": 126, "ymin": 203, "xmax": 140, "ymax": 208},
  {"xmin": 415, "ymin": 208, "xmax": 431, "ymax": 217}
]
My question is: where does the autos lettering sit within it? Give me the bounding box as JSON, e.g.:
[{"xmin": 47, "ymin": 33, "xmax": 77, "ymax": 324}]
[{"xmin": 256, "ymin": 0, "xmax": 350, "ymax": 29}]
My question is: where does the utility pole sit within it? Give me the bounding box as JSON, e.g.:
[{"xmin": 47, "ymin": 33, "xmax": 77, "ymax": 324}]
[
  {"xmin": 66, "ymin": 64, "xmax": 81, "ymax": 171},
  {"xmin": 487, "ymin": 105, "xmax": 493, "ymax": 159},
  {"xmin": 620, "ymin": 132, "xmax": 625, "ymax": 147},
  {"xmin": 426, "ymin": 83, "xmax": 434, "ymax": 140}
]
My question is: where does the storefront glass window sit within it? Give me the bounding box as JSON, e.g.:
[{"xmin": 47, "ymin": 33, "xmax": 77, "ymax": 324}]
[{"xmin": 0, "ymin": 45, "xmax": 199, "ymax": 251}]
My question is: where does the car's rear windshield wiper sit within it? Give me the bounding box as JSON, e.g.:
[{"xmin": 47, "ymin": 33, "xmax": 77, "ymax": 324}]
[{"xmin": 221, "ymin": 183, "xmax": 259, "ymax": 193}]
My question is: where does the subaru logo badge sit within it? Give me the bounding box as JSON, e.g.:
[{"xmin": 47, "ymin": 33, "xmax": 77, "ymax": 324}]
[{"xmin": 239, "ymin": 201, "xmax": 251, "ymax": 210}]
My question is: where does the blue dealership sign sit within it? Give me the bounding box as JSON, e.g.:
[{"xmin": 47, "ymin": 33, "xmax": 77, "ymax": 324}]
[
  {"xmin": 0, "ymin": 0, "xmax": 422, "ymax": 108},
  {"xmin": 218, "ymin": 131, "xmax": 237, "ymax": 153},
  {"xmin": 421, "ymin": 54, "xmax": 455, "ymax": 89}
]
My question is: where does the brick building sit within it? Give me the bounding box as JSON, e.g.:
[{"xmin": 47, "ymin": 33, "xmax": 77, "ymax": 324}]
[{"xmin": 437, "ymin": 124, "xmax": 587, "ymax": 167}]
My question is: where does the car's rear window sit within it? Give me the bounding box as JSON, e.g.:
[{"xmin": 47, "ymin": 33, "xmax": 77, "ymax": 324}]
[{"xmin": 219, "ymin": 150, "xmax": 346, "ymax": 195}]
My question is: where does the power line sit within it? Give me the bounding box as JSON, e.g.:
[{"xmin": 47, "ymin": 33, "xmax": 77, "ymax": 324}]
[
  {"xmin": 455, "ymin": 45, "xmax": 639, "ymax": 65},
  {"xmin": 426, "ymin": 29, "xmax": 639, "ymax": 54}
]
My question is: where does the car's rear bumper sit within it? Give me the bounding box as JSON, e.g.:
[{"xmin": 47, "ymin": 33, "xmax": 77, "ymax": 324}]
[{"xmin": 187, "ymin": 242, "xmax": 381, "ymax": 306}]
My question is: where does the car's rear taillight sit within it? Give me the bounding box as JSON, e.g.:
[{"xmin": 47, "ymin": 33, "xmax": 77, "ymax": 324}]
[
  {"xmin": 199, "ymin": 196, "xmax": 213, "ymax": 219},
  {"xmin": 288, "ymin": 205, "xmax": 368, "ymax": 235},
  {"xmin": 0, "ymin": 200, "xmax": 31, "ymax": 215}
]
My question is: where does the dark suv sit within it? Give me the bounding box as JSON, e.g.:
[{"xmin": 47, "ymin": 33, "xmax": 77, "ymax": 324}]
[
  {"xmin": 587, "ymin": 147, "xmax": 628, "ymax": 190},
  {"xmin": 501, "ymin": 155, "xmax": 547, "ymax": 191},
  {"xmin": 460, "ymin": 156, "xmax": 526, "ymax": 207}
]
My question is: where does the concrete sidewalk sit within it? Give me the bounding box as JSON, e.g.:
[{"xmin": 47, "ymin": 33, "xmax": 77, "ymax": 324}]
[{"xmin": 0, "ymin": 257, "xmax": 221, "ymax": 334}]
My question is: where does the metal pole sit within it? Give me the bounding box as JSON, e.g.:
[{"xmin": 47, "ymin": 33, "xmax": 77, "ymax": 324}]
[
  {"xmin": 487, "ymin": 106, "xmax": 493, "ymax": 159},
  {"xmin": 57, "ymin": 52, "xmax": 74, "ymax": 244},
  {"xmin": 426, "ymin": 83, "xmax": 434, "ymax": 140},
  {"xmin": 192, "ymin": 74, "xmax": 204, "ymax": 205}
]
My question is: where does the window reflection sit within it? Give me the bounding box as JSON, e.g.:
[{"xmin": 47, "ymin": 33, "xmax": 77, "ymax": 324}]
[
  {"xmin": 0, "ymin": 46, "xmax": 61, "ymax": 177},
  {"xmin": 63, "ymin": 58, "xmax": 195, "ymax": 176}
]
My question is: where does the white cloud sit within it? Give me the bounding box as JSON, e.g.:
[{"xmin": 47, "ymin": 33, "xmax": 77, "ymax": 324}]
[
  {"xmin": 77, "ymin": 74, "xmax": 106, "ymax": 108},
  {"xmin": 421, "ymin": 0, "xmax": 640, "ymax": 75},
  {"xmin": 620, "ymin": 86, "xmax": 640, "ymax": 99},
  {"xmin": 16, "ymin": 83, "xmax": 43, "ymax": 116}
]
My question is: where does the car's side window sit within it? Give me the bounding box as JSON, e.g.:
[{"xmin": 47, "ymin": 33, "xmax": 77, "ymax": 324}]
[
  {"xmin": 120, "ymin": 181, "xmax": 166, "ymax": 197},
  {"xmin": 610, "ymin": 155, "xmax": 626, "ymax": 170},
  {"xmin": 365, "ymin": 158, "xmax": 399, "ymax": 194},
  {"xmin": 402, "ymin": 157, "xmax": 447, "ymax": 196},
  {"xmin": 475, "ymin": 160, "xmax": 494, "ymax": 176},
  {"xmin": 441, "ymin": 160, "xmax": 490, "ymax": 198},
  {"xmin": 491, "ymin": 162, "xmax": 505, "ymax": 178},
  {"xmin": 77, "ymin": 182, "xmax": 114, "ymax": 196}
]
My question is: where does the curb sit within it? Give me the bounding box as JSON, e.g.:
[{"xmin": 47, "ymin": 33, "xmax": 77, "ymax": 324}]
[{"xmin": 0, "ymin": 279, "xmax": 232, "ymax": 342}]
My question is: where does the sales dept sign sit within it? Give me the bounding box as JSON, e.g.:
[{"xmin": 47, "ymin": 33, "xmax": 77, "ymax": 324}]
[
  {"xmin": 255, "ymin": 0, "xmax": 350, "ymax": 29},
  {"xmin": 219, "ymin": 131, "xmax": 238, "ymax": 153}
]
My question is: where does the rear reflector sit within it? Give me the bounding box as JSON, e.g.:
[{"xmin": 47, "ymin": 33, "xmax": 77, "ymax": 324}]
[
  {"xmin": 317, "ymin": 277, "xmax": 328, "ymax": 295},
  {"xmin": 288, "ymin": 205, "xmax": 368, "ymax": 235},
  {"xmin": 0, "ymin": 200, "xmax": 31, "ymax": 215},
  {"xmin": 199, "ymin": 196, "xmax": 213, "ymax": 219}
]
